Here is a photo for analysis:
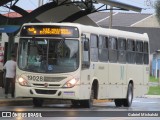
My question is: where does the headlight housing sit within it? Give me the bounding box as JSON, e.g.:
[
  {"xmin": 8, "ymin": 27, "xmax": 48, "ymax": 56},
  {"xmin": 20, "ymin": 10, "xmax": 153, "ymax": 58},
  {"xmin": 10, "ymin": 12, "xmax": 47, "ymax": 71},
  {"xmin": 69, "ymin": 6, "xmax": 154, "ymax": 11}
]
[
  {"xmin": 63, "ymin": 78, "xmax": 79, "ymax": 88},
  {"xmin": 18, "ymin": 77, "xmax": 30, "ymax": 86}
]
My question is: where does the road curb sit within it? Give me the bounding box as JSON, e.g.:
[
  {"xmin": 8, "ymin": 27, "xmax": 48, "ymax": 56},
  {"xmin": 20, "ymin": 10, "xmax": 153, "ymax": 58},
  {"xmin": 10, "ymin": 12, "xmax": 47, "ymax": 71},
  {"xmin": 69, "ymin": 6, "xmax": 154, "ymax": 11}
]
[
  {"xmin": 0, "ymin": 98, "xmax": 32, "ymax": 106},
  {"xmin": 144, "ymin": 95, "xmax": 160, "ymax": 98}
]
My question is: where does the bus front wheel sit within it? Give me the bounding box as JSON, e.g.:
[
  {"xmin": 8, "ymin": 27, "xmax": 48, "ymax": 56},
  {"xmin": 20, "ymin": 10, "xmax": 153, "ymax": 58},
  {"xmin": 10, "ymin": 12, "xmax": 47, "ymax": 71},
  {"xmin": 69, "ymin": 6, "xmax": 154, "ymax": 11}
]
[
  {"xmin": 71, "ymin": 100, "xmax": 80, "ymax": 106},
  {"xmin": 33, "ymin": 98, "xmax": 44, "ymax": 107},
  {"xmin": 80, "ymin": 88, "xmax": 94, "ymax": 108}
]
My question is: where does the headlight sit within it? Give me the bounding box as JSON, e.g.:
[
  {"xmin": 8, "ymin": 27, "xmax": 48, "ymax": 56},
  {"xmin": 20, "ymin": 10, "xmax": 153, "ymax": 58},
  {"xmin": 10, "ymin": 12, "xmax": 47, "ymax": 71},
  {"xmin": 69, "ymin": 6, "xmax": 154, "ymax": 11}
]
[
  {"xmin": 63, "ymin": 78, "xmax": 79, "ymax": 88},
  {"xmin": 18, "ymin": 77, "xmax": 30, "ymax": 86}
]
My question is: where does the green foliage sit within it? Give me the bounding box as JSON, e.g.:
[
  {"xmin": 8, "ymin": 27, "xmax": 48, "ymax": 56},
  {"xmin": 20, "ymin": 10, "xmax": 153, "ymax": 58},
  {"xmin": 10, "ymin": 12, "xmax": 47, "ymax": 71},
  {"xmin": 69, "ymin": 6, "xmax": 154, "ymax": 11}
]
[
  {"xmin": 148, "ymin": 76, "xmax": 160, "ymax": 95},
  {"xmin": 148, "ymin": 86, "xmax": 160, "ymax": 95},
  {"xmin": 155, "ymin": 0, "xmax": 160, "ymax": 24},
  {"xmin": 150, "ymin": 76, "xmax": 159, "ymax": 82}
]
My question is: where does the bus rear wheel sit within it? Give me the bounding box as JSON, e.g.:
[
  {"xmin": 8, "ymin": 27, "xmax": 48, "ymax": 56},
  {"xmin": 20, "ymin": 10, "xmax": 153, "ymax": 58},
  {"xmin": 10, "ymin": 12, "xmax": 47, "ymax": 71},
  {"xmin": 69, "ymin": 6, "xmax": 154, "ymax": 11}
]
[
  {"xmin": 33, "ymin": 98, "xmax": 44, "ymax": 107},
  {"xmin": 123, "ymin": 83, "xmax": 133, "ymax": 107},
  {"xmin": 114, "ymin": 99, "xmax": 123, "ymax": 107}
]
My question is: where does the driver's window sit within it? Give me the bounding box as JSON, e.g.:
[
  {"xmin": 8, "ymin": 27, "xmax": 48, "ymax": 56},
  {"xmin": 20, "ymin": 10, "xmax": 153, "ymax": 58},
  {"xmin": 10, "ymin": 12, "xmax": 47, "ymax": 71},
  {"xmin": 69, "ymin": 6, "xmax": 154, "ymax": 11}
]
[{"xmin": 82, "ymin": 36, "xmax": 90, "ymax": 68}]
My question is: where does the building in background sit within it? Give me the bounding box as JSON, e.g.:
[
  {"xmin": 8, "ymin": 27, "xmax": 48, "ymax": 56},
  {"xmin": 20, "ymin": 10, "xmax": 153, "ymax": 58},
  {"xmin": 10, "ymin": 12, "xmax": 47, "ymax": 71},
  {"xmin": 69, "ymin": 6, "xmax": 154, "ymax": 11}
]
[{"xmin": 152, "ymin": 50, "xmax": 160, "ymax": 78}]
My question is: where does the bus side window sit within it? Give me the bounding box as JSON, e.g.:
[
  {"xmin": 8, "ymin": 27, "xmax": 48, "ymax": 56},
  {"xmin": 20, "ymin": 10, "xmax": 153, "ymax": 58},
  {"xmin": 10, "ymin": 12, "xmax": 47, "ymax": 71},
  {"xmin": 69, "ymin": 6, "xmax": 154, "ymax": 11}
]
[
  {"xmin": 99, "ymin": 35, "xmax": 108, "ymax": 62},
  {"xmin": 127, "ymin": 39, "xmax": 136, "ymax": 64},
  {"xmin": 90, "ymin": 34, "xmax": 98, "ymax": 62},
  {"xmin": 136, "ymin": 41, "xmax": 143, "ymax": 64},
  {"xmin": 143, "ymin": 42, "xmax": 149, "ymax": 64},
  {"xmin": 108, "ymin": 37, "xmax": 118, "ymax": 63},
  {"xmin": 118, "ymin": 38, "xmax": 126, "ymax": 63}
]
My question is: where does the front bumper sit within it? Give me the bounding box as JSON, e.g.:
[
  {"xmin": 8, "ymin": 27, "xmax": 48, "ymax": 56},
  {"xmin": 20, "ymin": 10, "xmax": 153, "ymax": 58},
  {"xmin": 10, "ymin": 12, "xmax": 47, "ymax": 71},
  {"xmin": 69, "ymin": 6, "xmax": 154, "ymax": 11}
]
[{"xmin": 15, "ymin": 83, "xmax": 80, "ymax": 100}]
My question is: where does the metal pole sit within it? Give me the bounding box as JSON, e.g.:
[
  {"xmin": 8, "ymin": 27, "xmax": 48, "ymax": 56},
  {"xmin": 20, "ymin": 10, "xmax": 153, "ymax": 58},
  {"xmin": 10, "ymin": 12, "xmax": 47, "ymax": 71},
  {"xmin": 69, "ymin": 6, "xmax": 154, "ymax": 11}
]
[
  {"xmin": 38, "ymin": 0, "xmax": 44, "ymax": 7},
  {"xmin": 7, "ymin": 33, "xmax": 15, "ymax": 60},
  {"xmin": 38, "ymin": 0, "xmax": 40, "ymax": 7},
  {"xmin": 109, "ymin": 6, "xmax": 113, "ymax": 29},
  {"xmin": 156, "ymin": 58, "xmax": 158, "ymax": 79}
]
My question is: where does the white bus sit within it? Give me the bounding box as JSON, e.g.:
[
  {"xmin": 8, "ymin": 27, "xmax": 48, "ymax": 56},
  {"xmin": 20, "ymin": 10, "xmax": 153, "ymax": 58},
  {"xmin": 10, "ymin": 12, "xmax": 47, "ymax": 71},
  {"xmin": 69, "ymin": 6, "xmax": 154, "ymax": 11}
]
[{"xmin": 15, "ymin": 23, "xmax": 149, "ymax": 108}]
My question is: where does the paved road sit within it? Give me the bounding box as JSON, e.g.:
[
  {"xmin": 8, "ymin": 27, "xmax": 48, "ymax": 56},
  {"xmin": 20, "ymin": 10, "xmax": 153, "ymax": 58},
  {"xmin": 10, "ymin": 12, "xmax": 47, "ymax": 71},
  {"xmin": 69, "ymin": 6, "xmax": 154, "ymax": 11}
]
[
  {"xmin": 0, "ymin": 97, "xmax": 160, "ymax": 119},
  {"xmin": 0, "ymin": 86, "xmax": 160, "ymax": 119}
]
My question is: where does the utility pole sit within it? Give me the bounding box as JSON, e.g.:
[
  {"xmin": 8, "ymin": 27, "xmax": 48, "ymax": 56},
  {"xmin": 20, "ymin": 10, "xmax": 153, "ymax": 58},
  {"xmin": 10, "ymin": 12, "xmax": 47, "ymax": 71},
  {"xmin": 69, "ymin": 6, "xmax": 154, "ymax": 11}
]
[
  {"xmin": 38, "ymin": 0, "xmax": 44, "ymax": 7},
  {"xmin": 109, "ymin": 6, "xmax": 113, "ymax": 29}
]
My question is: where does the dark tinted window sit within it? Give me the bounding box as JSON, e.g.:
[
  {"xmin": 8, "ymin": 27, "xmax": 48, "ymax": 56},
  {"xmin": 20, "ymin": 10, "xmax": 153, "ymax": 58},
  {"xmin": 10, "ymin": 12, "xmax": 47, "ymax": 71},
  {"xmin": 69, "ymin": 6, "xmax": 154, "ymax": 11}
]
[
  {"xmin": 136, "ymin": 41, "xmax": 143, "ymax": 52},
  {"xmin": 109, "ymin": 37, "xmax": 117, "ymax": 62},
  {"xmin": 99, "ymin": 36, "xmax": 108, "ymax": 62},
  {"xmin": 144, "ymin": 42, "xmax": 149, "ymax": 64},
  {"xmin": 127, "ymin": 39, "xmax": 136, "ymax": 64},
  {"xmin": 118, "ymin": 38, "xmax": 126, "ymax": 63},
  {"xmin": 144, "ymin": 42, "xmax": 149, "ymax": 53},
  {"xmin": 90, "ymin": 34, "xmax": 98, "ymax": 62},
  {"xmin": 136, "ymin": 41, "xmax": 143, "ymax": 64},
  {"xmin": 127, "ymin": 39, "xmax": 135, "ymax": 51}
]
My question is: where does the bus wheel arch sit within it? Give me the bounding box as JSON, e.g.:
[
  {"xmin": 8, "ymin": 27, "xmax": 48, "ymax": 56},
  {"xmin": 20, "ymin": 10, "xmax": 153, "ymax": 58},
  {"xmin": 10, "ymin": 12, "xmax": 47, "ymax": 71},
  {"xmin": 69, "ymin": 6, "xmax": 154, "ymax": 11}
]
[
  {"xmin": 92, "ymin": 79, "xmax": 99, "ymax": 99},
  {"xmin": 79, "ymin": 79, "xmax": 99, "ymax": 108}
]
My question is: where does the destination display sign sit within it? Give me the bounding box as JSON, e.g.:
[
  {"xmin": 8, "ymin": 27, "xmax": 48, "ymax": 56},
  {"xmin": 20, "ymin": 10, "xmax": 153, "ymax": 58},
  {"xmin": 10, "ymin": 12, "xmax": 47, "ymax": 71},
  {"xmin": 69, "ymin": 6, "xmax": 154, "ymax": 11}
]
[{"xmin": 20, "ymin": 25, "xmax": 79, "ymax": 38}]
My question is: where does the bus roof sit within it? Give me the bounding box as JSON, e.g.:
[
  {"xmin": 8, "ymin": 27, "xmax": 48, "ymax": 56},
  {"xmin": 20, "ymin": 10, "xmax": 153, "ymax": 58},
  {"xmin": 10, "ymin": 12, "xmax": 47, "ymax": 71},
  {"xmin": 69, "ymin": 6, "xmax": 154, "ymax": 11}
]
[{"xmin": 22, "ymin": 22, "xmax": 149, "ymax": 41}]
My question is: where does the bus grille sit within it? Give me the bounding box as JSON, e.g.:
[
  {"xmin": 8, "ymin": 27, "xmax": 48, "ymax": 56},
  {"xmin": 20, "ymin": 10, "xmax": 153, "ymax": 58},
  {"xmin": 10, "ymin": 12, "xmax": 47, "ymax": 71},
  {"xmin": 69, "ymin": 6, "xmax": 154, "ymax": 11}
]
[
  {"xmin": 33, "ymin": 83, "xmax": 60, "ymax": 87},
  {"xmin": 44, "ymin": 77, "xmax": 66, "ymax": 82},
  {"xmin": 35, "ymin": 89, "xmax": 57, "ymax": 95}
]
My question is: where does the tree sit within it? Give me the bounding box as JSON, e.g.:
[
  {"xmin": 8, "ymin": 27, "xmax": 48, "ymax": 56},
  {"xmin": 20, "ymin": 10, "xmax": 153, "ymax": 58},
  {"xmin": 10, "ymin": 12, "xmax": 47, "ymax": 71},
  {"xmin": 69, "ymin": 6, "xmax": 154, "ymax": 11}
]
[{"xmin": 155, "ymin": 0, "xmax": 160, "ymax": 24}]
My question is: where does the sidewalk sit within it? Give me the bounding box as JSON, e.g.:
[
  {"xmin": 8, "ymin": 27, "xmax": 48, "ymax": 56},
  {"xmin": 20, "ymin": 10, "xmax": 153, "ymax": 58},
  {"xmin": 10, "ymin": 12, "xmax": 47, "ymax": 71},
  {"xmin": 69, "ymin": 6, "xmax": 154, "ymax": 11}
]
[
  {"xmin": 0, "ymin": 87, "xmax": 32, "ymax": 106},
  {"xmin": 0, "ymin": 87, "xmax": 160, "ymax": 106},
  {"xmin": 0, "ymin": 87, "xmax": 71, "ymax": 106}
]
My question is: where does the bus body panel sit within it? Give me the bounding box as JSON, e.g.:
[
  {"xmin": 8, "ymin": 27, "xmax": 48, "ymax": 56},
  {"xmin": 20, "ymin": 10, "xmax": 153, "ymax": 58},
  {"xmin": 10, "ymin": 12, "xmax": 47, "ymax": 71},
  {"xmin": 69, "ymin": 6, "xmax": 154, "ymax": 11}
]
[
  {"xmin": 94, "ymin": 62, "xmax": 109, "ymax": 99},
  {"xmin": 143, "ymin": 65, "xmax": 150, "ymax": 85},
  {"xmin": 127, "ymin": 65, "xmax": 143, "ymax": 84},
  {"xmin": 108, "ymin": 63, "xmax": 127, "ymax": 84}
]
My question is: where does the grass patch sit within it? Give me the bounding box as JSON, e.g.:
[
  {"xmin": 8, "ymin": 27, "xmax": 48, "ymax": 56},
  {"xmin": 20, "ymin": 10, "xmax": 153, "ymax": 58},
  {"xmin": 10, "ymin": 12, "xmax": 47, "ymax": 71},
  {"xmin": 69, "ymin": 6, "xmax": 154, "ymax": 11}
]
[
  {"xmin": 148, "ymin": 86, "xmax": 160, "ymax": 95},
  {"xmin": 150, "ymin": 76, "xmax": 159, "ymax": 83}
]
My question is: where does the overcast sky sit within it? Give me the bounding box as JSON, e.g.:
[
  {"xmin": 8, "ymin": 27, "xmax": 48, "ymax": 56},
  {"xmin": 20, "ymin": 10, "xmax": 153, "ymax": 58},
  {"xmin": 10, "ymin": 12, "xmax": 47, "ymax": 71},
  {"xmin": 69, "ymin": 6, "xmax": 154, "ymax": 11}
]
[
  {"xmin": 118, "ymin": 0, "xmax": 156, "ymax": 13},
  {"xmin": 0, "ymin": 0, "xmax": 157, "ymax": 14}
]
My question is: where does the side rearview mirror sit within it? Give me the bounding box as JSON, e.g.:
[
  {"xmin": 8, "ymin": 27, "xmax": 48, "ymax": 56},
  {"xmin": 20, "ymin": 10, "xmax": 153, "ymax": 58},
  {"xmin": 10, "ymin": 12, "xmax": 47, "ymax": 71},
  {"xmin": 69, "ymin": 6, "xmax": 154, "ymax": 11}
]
[
  {"xmin": 82, "ymin": 61, "xmax": 90, "ymax": 68},
  {"xmin": 84, "ymin": 41, "xmax": 89, "ymax": 51}
]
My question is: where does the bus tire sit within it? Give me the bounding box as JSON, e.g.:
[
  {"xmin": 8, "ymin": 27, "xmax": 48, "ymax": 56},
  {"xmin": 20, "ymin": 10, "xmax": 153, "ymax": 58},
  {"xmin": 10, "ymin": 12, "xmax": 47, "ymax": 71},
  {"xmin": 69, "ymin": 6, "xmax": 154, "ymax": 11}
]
[
  {"xmin": 123, "ymin": 83, "xmax": 133, "ymax": 107},
  {"xmin": 71, "ymin": 100, "xmax": 80, "ymax": 106},
  {"xmin": 114, "ymin": 99, "xmax": 123, "ymax": 107},
  {"xmin": 80, "ymin": 88, "xmax": 94, "ymax": 108},
  {"xmin": 33, "ymin": 98, "xmax": 44, "ymax": 107}
]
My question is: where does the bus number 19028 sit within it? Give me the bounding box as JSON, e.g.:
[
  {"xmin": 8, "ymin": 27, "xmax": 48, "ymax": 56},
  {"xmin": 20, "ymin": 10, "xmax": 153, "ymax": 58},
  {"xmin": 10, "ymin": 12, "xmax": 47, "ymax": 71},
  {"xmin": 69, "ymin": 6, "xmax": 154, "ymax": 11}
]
[{"xmin": 27, "ymin": 75, "xmax": 44, "ymax": 82}]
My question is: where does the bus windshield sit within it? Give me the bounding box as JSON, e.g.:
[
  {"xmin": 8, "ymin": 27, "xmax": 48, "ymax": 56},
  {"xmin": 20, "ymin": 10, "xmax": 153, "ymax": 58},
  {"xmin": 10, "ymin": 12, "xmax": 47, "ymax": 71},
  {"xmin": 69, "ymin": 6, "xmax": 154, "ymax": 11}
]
[{"xmin": 18, "ymin": 38, "xmax": 79, "ymax": 73}]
